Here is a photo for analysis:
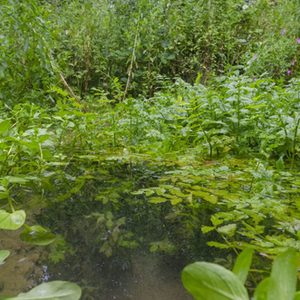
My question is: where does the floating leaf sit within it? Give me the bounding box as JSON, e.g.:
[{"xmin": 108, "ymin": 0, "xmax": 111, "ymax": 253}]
[
  {"xmin": 169, "ymin": 188, "xmax": 187, "ymax": 197},
  {"xmin": 182, "ymin": 262, "xmax": 249, "ymax": 300},
  {"xmin": 201, "ymin": 226, "xmax": 215, "ymax": 234},
  {"xmin": 149, "ymin": 197, "xmax": 168, "ymax": 204},
  {"xmin": 0, "ymin": 250, "xmax": 10, "ymax": 265},
  {"xmin": 4, "ymin": 281, "xmax": 81, "ymax": 300},
  {"xmin": 20, "ymin": 225, "xmax": 56, "ymax": 246},
  {"xmin": 192, "ymin": 190, "xmax": 218, "ymax": 204},
  {"xmin": 170, "ymin": 197, "xmax": 182, "ymax": 205},
  {"xmin": 0, "ymin": 210, "xmax": 26, "ymax": 230},
  {"xmin": 217, "ymin": 224, "xmax": 237, "ymax": 237}
]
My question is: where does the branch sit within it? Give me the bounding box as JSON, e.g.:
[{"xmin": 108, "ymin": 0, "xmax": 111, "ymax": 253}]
[{"xmin": 59, "ymin": 73, "xmax": 81, "ymax": 102}]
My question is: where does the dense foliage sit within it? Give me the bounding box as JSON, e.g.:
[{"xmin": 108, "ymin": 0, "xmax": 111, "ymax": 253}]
[{"xmin": 0, "ymin": 0, "xmax": 300, "ymax": 299}]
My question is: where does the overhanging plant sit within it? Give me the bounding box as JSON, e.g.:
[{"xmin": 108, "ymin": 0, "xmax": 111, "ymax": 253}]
[{"xmin": 182, "ymin": 248, "xmax": 299, "ymax": 300}]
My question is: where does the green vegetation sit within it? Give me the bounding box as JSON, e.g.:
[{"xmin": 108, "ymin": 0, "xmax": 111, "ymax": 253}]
[
  {"xmin": 3, "ymin": 281, "xmax": 81, "ymax": 300},
  {"xmin": 182, "ymin": 248, "xmax": 299, "ymax": 300},
  {"xmin": 0, "ymin": 0, "xmax": 300, "ymax": 298}
]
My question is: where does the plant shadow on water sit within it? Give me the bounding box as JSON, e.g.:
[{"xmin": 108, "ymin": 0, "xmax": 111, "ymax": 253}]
[
  {"xmin": 46, "ymin": 250, "xmax": 193, "ymax": 300},
  {"xmin": 35, "ymin": 163, "xmax": 198, "ymax": 300},
  {"xmin": 37, "ymin": 196, "xmax": 196, "ymax": 299},
  {"xmin": 9, "ymin": 156, "xmax": 298, "ymax": 299}
]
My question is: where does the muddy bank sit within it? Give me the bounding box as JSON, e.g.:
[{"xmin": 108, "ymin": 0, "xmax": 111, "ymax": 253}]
[{"xmin": 0, "ymin": 230, "xmax": 44, "ymax": 297}]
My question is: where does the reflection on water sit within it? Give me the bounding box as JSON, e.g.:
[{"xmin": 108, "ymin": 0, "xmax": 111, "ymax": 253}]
[
  {"xmin": 99, "ymin": 254, "xmax": 192, "ymax": 300},
  {"xmin": 45, "ymin": 250, "xmax": 193, "ymax": 299}
]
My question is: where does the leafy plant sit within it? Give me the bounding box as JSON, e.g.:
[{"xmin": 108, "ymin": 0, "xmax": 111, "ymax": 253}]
[
  {"xmin": 182, "ymin": 248, "xmax": 299, "ymax": 300},
  {"xmin": 2, "ymin": 281, "xmax": 81, "ymax": 300}
]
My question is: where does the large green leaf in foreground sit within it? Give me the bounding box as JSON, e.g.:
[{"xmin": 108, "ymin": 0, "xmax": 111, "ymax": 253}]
[
  {"xmin": 182, "ymin": 262, "xmax": 249, "ymax": 300},
  {"xmin": 4, "ymin": 281, "xmax": 81, "ymax": 300},
  {"xmin": 232, "ymin": 248, "xmax": 254, "ymax": 284},
  {"xmin": 0, "ymin": 210, "xmax": 26, "ymax": 230},
  {"xmin": 267, "ymin": 249, "xmax": 298, "ymax": 300}
]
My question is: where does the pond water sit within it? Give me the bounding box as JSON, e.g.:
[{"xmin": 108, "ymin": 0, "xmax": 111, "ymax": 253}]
[
  {"xmin": 100, "ymin": 254, "xmax": 193, "ymax": 300},
  {"xmin": 0, "ymin": 231, "xmax": 192, "ymax": 299},
  {"xmin": 47, "ymin": 252, "xmax": 193, "ymax": 300},
  {"xmin": 2, "ymin": 157, "xmax": 295, "ymax": 299}
]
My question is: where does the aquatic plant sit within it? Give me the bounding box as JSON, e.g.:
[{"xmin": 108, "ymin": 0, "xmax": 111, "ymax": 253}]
[{"xmin": 182, "ymin": 248, "xmax": 299, "ymax": 300}]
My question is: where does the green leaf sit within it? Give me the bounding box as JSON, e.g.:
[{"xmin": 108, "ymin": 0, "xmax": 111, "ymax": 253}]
[
  {"xmin": 170, "ymin": 197, "xmax": 182, "ymax": 205},
  {"xmin": 267, "ymin": 249, "xmax": 298, "ymax": 300},
  {"xmin": 0, "ymin": 250, "xmax": 10, "ymax": 265},
  {"xmin": 0, "ymin": 210, "xmax": 26, "ymax": 230},
  {"xmin": 149, "ymin": 197, "xmax": 168, "ymax": 204},
  {"xmin": 217, "ymin": 224, "xmax": 237, "ymax": 237},
  {"xmin": 207, "ymin": 241, "xmax": 230, "ymax": 249},
  {"xmin": 192, "ymin": 190, "xmax": 218, "ymax": 204},
  {"xmin": 5, "ymin": 176, "xmax": 32, "ymax": 185},
  {"xmin": 5, "ymin": 176, "xmax": 27, "ymax": 184},
  {"xmin": 232, "ymin": 248, "xmax": 254, "ymax": 284},
  {"xmin": 4, "ymin": 281, "xmax": 81, "ymax": 300},
  {"xmin": 294, "ymin": 291, "xmax": 300, "ymax": 300},
  {"xmin": 201, "ymin": 226, "xmax": 215, "ymax": 234},
  {"xmin": 0, "ymin": 120, "xmax": 11, "ymax": 136},
  {"xmin": 182, "ymin": 262, "xmax": 249, "ymax": 300},
  {"xmin": 20, "ymin": 225, "xmax": 56, "ymax": 246},
  {"xmin": 253, "ymin": 278, "xmax": 270, "ymax": 300}
]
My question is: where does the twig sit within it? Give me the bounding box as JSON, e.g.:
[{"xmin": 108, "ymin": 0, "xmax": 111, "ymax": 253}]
[
  {"xmin": 59, "ymin": 72, "xmax": 81, "ymax": 102},
  {"xmin": 123, "ymin": 24, "xmax": 139, "ymax": 101}
]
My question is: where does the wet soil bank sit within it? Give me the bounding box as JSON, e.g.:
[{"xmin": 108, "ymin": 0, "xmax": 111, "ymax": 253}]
[{"xmin": 0, "ymin": 230, "xmax": 44, "ymax": 297}]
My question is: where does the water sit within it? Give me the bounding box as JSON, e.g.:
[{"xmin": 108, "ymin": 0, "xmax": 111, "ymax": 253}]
[
  {"xmin": 101, "ymin": 254, "xmax": 192, "ymax": 300},
  {"xmin": 45, "ymin": 250, "xmax": 193, "ymax": 300},
  {"xmin": 0, "ymin": 230, "xmax": 192, "ymax": 299}
]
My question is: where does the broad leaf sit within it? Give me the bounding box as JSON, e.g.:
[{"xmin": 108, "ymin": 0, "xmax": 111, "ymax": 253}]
[
  {"xmin": 4, "ymin": 281, "xmax": 81, "ymax": 300},
  {"xmin": 267, "ymin": 249, "xmax": 298, "ymax": 300},
  {"xmin": 0, "ymin": 210, "xmax": 26, "ymax": 230},
  {"xmin": 0, "ymin": 250, "xmax": 10, "ymax": 265},
  {"xmin": 149, "ymin": 197, "xmax": 168, "ymax": 204},
  {"xmin": 232, "ymin": 248, "xmax": 254, "ymax": 284},
  {"xmin": 253, "ymin": 277, "xmax": 270, "ymax": 300},
  {"xmin": 294, "ymin": 291, "xmax": 300, "ymax": 300},
  {"xmin": 217, "ymin": 224, "xmax": 237, "ymax": 237},
  {"xmin": 182, "ymin": 262, "xmax": 249, "ymax": 300},
  {"xmin": 0, "ymin": 120, "xmax": 11, "ymax": 136},
  {"xmin": 20, "ymin": 225, "xmax": 56, "ymax": 246},
  {"xmin": 192, "ymin": 191, "xmax": 218, "ymax": 204}
]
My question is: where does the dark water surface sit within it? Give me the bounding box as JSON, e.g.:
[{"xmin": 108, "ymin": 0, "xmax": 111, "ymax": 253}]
[
  {"xmin": 0, "ymin": 231, "xmax": 192, "ymax": 299},
  {"xmin": 45, "ymin": 250, "xmax": 193, "ymax": 300}
]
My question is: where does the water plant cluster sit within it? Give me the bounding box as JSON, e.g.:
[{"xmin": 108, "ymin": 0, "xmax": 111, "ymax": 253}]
[{"xmin": 0, "ymin": 0, "xmax": 300, "ymax": 299}]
